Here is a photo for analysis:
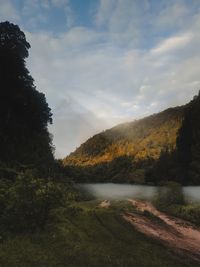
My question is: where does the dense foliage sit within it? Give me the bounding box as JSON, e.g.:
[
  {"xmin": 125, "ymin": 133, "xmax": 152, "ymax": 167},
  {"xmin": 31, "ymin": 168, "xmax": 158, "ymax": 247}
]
[
  {"xmin": 0, "ymin": 21, "xmax": 54, "ymax": 172},
  {"xmin": 0, "ymin": 170, "xmax": 77, "ymax": 235},
  {"xmin": 154, "ymin": 182, "xmax": 185, "ymax": 209},
  {"xmin": 148, "ymin": 92, "xmax": 200, "ymax": 185},
  {"xmin": 177, "ymin": 92, "xmax": 200, "ymax": 184}
]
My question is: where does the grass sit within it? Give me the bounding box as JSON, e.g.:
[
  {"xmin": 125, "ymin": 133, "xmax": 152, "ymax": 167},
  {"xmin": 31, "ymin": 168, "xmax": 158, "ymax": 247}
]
[
  {"xmin": 161, "ymin": 203, "xmax": 200, "ymax": 226},
  {"xmin": 153, "ymin": 182, "xmax": 200, "ymax": 227},
  {"xmin": 0, "ymin": 200, "xmax": 198, "ymax": 267}
]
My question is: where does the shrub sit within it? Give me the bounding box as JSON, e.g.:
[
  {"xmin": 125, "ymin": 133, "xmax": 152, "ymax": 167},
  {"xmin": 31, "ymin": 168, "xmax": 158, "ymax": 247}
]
[
  {"xmin": 154, "ymin": 182, "xmax": 185, "ymax": 210},
  {"xmin": 0, "ymin": 170, "xmax": 65, "ymax": 234}
]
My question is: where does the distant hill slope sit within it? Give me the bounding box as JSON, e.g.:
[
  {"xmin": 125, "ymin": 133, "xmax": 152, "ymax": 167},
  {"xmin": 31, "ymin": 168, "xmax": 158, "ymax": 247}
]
[
  {"xmin": 63, "ymin": 93, "xmax": 200, "ymax": 185},
  {"xmin": 64, "ymin": 106, "xmax": 185, "ymax": 168}
]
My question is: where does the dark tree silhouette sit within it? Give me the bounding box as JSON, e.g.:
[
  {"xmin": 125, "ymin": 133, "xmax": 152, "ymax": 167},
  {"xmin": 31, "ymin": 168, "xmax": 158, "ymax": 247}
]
[
  {"xmin": 176, "ymin": 92, "xmax": 200, "ymax": 184},
  {"xmin": 0, "ymin": 21, "xmax": 54, "ymax": 169},
  {"xmin": 145, "ymin": 92, "xmax": 200, "ymax": 185}
]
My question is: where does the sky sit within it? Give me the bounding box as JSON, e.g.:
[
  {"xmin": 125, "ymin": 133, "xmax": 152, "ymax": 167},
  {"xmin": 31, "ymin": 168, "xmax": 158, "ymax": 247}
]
[{"xmin": 1, "ymin": 0, "xmax": 200, "ymax": 158}]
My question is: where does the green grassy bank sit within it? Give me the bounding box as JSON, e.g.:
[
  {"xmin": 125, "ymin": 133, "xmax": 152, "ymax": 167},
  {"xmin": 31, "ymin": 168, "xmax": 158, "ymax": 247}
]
[{"xmin": 0, "ymin": 200, "xmax": 197, "ymax": 267}]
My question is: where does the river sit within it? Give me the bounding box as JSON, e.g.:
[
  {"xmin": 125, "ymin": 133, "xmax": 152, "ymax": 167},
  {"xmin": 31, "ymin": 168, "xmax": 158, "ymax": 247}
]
[{"xmin": 78, "ymin": 183, "xmax": 200, "ymax": 202}]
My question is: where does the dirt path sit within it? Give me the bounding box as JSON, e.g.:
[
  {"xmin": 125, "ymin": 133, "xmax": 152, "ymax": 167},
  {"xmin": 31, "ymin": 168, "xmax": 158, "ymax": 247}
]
[{"xmin": 123, "ymin": 199, "xmax": 200, "ymax": 262}]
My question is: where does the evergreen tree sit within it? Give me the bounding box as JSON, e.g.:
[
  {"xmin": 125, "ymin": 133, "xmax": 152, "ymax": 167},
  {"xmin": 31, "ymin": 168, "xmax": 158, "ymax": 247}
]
[
  {"xmin": 177, "ymin": 91, "xmax": 200, "ymax": 184},
  {"xmin": 0, "ymin": 21, "xmax": 54, "ymax": 170}
]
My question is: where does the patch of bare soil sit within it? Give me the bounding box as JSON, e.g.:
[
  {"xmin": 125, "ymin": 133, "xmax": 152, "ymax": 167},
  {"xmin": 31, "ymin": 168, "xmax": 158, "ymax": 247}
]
[
  {"xmin": 123, "ymin": 199, "xmax": 200, "ymax": 262},
  {"xmin": 99, "ymin": 200, "xmax": 111, "ymax": 208}
]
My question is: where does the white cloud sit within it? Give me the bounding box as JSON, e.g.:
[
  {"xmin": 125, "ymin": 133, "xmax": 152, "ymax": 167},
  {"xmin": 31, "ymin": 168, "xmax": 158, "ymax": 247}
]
[
  {"xmin": 154, "ymin": 1, "xmax": 189, "ymax": 29},
  {"xmin": 51, "ymin": 0, "xmax": 75, "ymax": 28},
  {"xmin": 95, "ymin": 0, "xmax": 116, "ymax": 27},
  {"xmin": 51, "ymin": 0, "xmax": 69, "ymax": 8},
  {"xmin": 151, "ymin": 33, "xmax": 193, "ymax": 55},
  {"xmin": 64, "ymin": 5, "xmax": 74, "ymax": 28},
  {"xmin": 21, "ymin": 0, "xmax": 50, "ymax": 30},
  {"xmin": 95, "ymin": 0, "xmax": 150, "ymax": 46},
  {"xmin": 0, "ymin": 0, "xmax": 20, "ymax": 22}
]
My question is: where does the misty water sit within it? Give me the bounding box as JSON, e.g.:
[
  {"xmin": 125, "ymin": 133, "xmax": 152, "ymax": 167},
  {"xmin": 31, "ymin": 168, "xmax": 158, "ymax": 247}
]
[{"xmin": 78, "ymin": 183, "xmax": 200, "ymax": 202}]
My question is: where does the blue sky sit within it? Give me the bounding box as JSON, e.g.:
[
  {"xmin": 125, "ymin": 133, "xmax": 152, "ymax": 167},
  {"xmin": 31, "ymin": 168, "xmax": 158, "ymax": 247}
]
[{"xmin": 1, "ymin": 0, "xmax": 200, "ymax": 157}]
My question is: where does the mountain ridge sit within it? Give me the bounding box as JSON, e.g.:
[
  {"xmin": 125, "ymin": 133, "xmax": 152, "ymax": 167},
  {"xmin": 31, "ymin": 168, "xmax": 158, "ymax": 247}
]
[
  {"xmin": 64, "ymin": 105, "xmax": 185, "ymax": 167},
  {"xmin": 62, "ymin": 103, "xmax": 190, "ymax": 184}
]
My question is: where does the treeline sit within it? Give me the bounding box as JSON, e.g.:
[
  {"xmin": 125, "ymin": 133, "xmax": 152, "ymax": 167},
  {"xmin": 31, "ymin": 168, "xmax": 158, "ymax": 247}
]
[{"xmin": 66, "ymin": 155, "xmax": 152, "ymax": 184}]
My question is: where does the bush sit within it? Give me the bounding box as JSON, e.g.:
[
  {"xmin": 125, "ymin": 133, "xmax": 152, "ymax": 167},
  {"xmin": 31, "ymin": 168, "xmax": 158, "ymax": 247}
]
[
  {"xmin": 154, "ymin": 182, "xmax": 185, "ymax": 210},
  {"xmin": 0, "ymin": 170, "xmax": 66, "ymax": 234},
  {"xmin": 166, "ymin": 204, "xmax": 200, "ymax": 226}
]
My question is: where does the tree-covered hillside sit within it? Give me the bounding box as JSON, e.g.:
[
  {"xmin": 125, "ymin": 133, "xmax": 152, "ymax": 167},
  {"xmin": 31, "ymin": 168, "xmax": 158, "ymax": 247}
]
[
  {"xmin": 63, "ymin": 106, "xmax": 185, "ymax": 183},
  {"xmin": 64, "ymin": 92, "xmax": 200, "ymax": 185},
  {"xmin": 65, "ymin": 107, "xmax": 184, "ymax": 165}
]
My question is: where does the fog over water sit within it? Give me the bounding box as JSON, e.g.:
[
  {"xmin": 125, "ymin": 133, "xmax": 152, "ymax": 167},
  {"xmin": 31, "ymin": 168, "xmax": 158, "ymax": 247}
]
[{"xmin": 78, "ymin": 183, "xmax": 200, "ymax": 202}]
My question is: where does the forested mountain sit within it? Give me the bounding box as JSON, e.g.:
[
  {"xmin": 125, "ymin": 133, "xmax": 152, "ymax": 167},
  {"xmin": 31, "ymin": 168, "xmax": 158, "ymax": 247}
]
[
  {"xmin": 65, "ymin": 106, "xmax": 184, "ymax": 165},
  {"xmin": 64, "ymin": 93, "xmax": 200, "ymax": 185},
  {"xmin": 63, "ymin": 105, "xmax": 185, "ymax": 183}
]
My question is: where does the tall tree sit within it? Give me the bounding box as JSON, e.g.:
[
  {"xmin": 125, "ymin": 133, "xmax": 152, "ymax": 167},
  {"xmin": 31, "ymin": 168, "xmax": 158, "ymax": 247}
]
[
  {"xmin": 0, "ymin": 21, "xmax": 54, "ymax": 170},
  {"xmin": 176, "ymin": 92, "xmax": 200, "ymax": 184}
]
